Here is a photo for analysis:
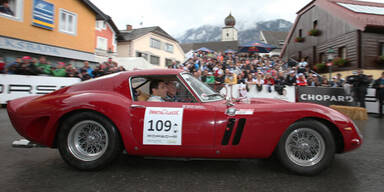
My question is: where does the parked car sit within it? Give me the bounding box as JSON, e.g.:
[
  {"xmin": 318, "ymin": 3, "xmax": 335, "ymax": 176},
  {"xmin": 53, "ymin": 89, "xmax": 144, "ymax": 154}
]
[{"xmin": 7, "ymin": 69, "xmax": 362, "ymax": 175}]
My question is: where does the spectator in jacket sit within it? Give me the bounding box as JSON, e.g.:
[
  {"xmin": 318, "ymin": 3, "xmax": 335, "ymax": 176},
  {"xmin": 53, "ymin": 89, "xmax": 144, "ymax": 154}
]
[
  {"xmin": 15, "ymin": 56, "xmax": 40, "ymax": 75},
  {"xmin": 0, "ymin": 56, "xmax": 5, "ymax": 73},
  {"xmin": 35, "ymin": 56, "xmax": 51, "ymax": 75},
  {"xmin": 285, "ymin": 71, "xmax": 297, "ymax": 86},
  {"xmin": 296, "ymin": 73, "xmax": 307, "ymax": 86},
  {"xmin": 373, "ymin": 72, "xmax": 384, "ymax": 118},
  {"xmin": 224, "ymin": 69, "xmax": 237, "ymax": 85},
  {"xmin": 79, "ymin": 61, "xmax": 94, "ymax": 78},
  {"xmin": 52, "ymin": 62, "xmax": 67, "ymax": 77}
]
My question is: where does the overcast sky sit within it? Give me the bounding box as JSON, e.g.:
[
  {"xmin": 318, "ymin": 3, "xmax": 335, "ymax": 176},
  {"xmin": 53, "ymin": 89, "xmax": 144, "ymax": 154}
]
[{"xmin": 89, "ymin": 0, "xmax": 384, "ymax": 37}]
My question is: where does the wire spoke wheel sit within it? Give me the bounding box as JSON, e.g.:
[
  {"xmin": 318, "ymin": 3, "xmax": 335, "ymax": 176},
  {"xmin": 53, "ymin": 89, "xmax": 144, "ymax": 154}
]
[
  {"xmin": 67, "ymin": 120, "xmax": 109, "ymax": 161},
  {"xmin": 285, "ymin": 128, "xmax": 325, "ymax": 167}
]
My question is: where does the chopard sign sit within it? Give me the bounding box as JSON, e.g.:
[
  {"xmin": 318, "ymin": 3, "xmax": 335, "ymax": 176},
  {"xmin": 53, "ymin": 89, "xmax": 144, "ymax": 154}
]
[{"xmin": 297, "ymin": 86, "xmax": 354, "ymax": 106}]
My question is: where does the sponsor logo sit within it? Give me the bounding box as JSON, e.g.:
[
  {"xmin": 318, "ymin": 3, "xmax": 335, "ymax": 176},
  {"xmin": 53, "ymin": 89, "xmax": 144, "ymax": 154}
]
[
  {"xmin": 149, "ymin": 109, "xmax": 179, "ymax": 115},
  {"xmin": 300, "ymin": 94, "xmax": 353, "ymax": 102},
  {"xmin": 0, "ymin": 84, "xmax": 65, "ymax": 95}
]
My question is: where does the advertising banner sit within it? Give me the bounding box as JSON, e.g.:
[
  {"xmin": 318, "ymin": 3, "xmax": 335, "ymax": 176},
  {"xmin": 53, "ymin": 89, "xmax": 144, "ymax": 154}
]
[
  {"xmin": 0, "ymin": 74, "xmax": 81, "ymax": 104},
  {"xmin": 297, "ymin": 86, "xmax": 354, "ymax": 106},
  {"xmin": 32, "ymin": 0, "xmax": 55, "ymax": 30},
  {"xmin": 220, "ymin": 84, "xmax": 296, "ymax": 103}
]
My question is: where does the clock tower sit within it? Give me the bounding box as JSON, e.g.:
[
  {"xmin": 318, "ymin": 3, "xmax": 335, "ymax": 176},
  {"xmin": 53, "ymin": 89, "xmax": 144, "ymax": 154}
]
[{"xmin": 222, "ymin": 13, "xmax": 238, "ymax": 41}]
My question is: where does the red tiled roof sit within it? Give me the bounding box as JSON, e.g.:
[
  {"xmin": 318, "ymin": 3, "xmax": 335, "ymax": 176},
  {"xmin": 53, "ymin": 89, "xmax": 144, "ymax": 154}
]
[{"xmin": 281, "ymin": 0, "xmax": 384, "ymax": 57}]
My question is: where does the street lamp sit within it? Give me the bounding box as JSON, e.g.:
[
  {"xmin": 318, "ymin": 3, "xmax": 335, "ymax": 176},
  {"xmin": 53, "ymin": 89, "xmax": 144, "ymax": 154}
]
[{"xmin": 327, "ymin": 48, "xmax": 336, "ymax": 81}]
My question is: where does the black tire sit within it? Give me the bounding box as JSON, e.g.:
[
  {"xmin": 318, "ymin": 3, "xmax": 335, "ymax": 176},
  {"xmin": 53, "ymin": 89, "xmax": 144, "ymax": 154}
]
[
  {"xmin": 57, "ymin": 112, "xmax": 122, "ymax": 170},
  {"xmin": 276, "ymin": 120, "xmax": 335, "ymax": 175}
]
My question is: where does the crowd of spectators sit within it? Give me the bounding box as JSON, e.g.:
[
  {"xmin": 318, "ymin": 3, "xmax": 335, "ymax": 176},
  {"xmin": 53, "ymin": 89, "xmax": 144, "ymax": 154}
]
[
  {"xmin": 0, "ymin": 56, "xmax": 125, "ymax": 81},
  {"xmin": 170, "ymin": 50, "xmax": 349, "ymax": 91}
]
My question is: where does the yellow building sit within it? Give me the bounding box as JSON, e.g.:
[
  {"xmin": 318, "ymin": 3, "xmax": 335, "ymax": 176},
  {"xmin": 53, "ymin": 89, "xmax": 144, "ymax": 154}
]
[
  {"xmin": 0, "ymin": 0, "xmax": 107, "ymax": 64},
  {"xmin": 118, "ymin": 25, "xmax": 185, "ymax": 68}
]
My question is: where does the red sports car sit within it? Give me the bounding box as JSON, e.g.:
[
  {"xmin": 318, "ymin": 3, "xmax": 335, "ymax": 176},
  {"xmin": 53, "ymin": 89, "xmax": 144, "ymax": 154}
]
[{"xmin": 7, "ymin": 69, "xmax": 362, "ymax": 175}]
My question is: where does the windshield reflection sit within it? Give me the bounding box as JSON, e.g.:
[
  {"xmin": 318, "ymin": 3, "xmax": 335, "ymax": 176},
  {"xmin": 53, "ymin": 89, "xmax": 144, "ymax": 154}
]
[{"xmin": 180, "ymin": 73, "xmax": 224, "ymax": 102}]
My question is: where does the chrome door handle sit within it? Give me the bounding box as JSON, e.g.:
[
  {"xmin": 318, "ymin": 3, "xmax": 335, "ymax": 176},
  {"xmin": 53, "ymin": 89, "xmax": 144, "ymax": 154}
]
[{"xmin": 130, "ymin": 104, "xmax": 146, "ymax": 109}]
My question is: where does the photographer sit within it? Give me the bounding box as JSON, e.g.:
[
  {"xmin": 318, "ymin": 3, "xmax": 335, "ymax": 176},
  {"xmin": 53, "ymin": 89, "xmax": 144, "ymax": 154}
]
[{"xmin": 346, "ymin": 70, "xmax": 370, "ymax": 108}]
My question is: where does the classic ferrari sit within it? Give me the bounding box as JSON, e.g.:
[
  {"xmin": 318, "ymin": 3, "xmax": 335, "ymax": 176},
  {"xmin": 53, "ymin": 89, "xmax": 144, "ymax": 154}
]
[{"xmin": 7, "ymin": 69, "xmax": 362, "ymax": 175}]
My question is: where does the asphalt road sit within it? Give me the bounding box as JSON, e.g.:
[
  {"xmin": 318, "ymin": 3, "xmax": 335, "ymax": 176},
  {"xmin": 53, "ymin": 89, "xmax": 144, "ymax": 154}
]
[{"xmin": 0, "ymin": 108, "xmax": 383, "ymax": 192}]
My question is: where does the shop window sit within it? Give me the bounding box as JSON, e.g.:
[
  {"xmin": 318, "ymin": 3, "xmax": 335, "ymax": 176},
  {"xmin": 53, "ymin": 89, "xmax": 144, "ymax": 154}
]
[
  {"xmin": 380, "ymin": 43, "xmax": 384, "ymax": 56},
  {"xmin": 96, "ymin": 36, "xmax": 108, "ymax": 51},
  {"xmin": 338, "ymin": 46, "xmax": 347, "ymax": 59},
  {"xmin": 150, "ymin": 55, "xmax": 160, "ymax": 65},
  {"xmin": 59, "ymin": 8, "xmax": 77, "ymax": 35},
  {"xmin": 0, "ymin": 0, "xmax": 23, "ymax": 21}
]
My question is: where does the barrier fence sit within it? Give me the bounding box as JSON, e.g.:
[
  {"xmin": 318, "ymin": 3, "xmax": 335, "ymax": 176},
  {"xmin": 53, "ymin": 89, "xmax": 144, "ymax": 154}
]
[{"xmin": 0, "ymin": 74, "xmax": 81, "ymax": 104}]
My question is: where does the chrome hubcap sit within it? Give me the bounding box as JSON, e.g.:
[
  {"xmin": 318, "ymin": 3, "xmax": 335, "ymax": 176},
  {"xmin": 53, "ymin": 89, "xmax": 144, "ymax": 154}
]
[
  {"xmin": 67, "ymin": 120, "xmax": 109, "ymax": 161},
  {"xmin": 285, "ymin": 128, "xmax": 325, "ymax": 167}
]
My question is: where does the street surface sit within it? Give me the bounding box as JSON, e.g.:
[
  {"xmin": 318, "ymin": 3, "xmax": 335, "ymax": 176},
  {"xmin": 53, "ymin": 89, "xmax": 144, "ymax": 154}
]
[{"xmin": 0, "ymin": 108, "xmax": 383, "ymax": 192}]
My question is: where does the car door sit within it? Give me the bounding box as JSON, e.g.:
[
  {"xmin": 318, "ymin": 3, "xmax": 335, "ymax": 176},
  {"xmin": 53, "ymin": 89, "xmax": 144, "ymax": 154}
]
[{"xmin": 129, "ymin": 76, "xmax": 216, "ymax": 157}]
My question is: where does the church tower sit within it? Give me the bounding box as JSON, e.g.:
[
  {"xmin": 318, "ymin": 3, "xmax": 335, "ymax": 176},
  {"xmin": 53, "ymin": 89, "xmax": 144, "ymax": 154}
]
[{"xmin": 222, "ymin": 13, "xmax": 238, "ymax": 41}]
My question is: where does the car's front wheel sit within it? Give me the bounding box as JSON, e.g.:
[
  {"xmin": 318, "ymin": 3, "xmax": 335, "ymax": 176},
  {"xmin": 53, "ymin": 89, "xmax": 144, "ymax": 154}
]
[
  {"xmin": 276, "ymin": 120, "xmax": 335, "ymax": 175},
  {"xmin": 57, "ymin": 112, "xmax": 122, "ymax": 170}
]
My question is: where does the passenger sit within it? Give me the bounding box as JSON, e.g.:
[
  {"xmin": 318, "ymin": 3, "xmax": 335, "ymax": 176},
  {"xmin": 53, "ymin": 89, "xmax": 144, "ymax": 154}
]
[
  {"xmin": 147, "ymin": 80, "xmax": 167, "ymax": 102},
  {"xmin": 165, "ymin": 81, "xmax": 177, "ymax": 102}
]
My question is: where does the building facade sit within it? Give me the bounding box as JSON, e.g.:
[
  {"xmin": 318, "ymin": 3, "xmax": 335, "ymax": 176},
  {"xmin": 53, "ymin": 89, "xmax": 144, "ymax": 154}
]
[
  {"xmin": 260, "ymin": 31, "xmax": 288, "ymax": 57},
  {"xmin": 117, "ymin": 26, "xmax": 185, "ymax": 68},
  {"xmin": 281, "ymin": 0, "xmax": 384, "ymax": 73},
  {"xmin": 94, "ymin": 16, "xmax": 119, "ymax": 63},
  {"xmin": 0, "ymin": 0, "xmax": 110, "ymax": 67}
]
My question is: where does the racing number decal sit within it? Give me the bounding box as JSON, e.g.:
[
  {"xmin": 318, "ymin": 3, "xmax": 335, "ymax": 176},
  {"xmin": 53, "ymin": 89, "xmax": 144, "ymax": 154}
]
[{"xmin": 143, "ymin": 107, "xmax": 184, "ymax": 145}]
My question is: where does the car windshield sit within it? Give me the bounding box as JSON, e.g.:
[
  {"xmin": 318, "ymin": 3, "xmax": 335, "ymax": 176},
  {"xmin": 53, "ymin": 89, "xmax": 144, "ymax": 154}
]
[{"xmin": 180, "ymin": 73, "xmax": 224, "ymax": 102}]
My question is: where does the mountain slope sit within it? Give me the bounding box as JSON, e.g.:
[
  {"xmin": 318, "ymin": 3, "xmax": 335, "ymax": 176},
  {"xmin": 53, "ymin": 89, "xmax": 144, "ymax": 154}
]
[{"xmin": 177, "ymin": 19, "xmax": 292, "ymax": 44}]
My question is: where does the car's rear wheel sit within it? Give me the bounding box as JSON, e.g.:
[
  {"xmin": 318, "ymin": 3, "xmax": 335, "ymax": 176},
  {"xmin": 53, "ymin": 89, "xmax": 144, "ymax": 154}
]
[
  {"xmin": 276, "ymin": 120, "xmax": 335, "ymax": 175},
  {"xmin": 58, "ymin": 112, "xmax": 122, "ymax": 170}
]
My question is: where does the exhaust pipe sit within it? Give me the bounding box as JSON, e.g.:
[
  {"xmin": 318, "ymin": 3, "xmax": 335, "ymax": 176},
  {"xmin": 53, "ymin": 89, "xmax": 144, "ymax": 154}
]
[{"xmin": 12, "ymin": 139, "xmax": 45, "ymax": 148}]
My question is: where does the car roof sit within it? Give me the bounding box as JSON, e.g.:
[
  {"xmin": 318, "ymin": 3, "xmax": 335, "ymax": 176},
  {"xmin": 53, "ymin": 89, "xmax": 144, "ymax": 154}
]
[{"xmin": 121, "ymin": 69, "xmax": 185, "ymax": 77}]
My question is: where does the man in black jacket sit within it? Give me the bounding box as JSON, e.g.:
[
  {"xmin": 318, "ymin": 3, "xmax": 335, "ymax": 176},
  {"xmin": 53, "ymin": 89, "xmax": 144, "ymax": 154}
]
[
  {"xmin": 284, "ymin": 71, "xmax": 296, "ymax": 86},
  {"xmin": 373, "ymin": 72, "xmax": 384, "ymax": 117},
  {"xmin": 347, "ymin": 70, "xmax": 370, "ymax": 108}
]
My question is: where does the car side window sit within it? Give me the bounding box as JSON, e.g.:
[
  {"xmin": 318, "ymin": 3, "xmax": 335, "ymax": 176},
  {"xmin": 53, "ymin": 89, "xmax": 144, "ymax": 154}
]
[
  {"xmin": 131, "ymin": 77, "xmax": 150, "ymax": 102},
  {"xmin": 130, "ymin": 76, "xmax": 197, "ymax": 103},
  {"xmin": 166, "ymin": 80, "xmax": 197, "ymax": 103}
]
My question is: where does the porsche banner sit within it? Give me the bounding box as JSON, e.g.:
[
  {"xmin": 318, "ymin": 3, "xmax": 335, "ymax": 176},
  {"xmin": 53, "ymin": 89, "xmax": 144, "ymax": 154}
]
[
  {"xmin": 297, "ymin": 86, "xmax": 354, "ymax": 106},
  {"xmin": 0, "ymin": 74, "xmax": 81, "ymax": 104}
]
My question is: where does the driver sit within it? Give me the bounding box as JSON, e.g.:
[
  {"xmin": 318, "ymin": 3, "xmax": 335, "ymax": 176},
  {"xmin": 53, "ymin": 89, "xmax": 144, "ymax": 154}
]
[{"xmin": 147, "ymin": 80, "xmax": 168, "ymax": 102}]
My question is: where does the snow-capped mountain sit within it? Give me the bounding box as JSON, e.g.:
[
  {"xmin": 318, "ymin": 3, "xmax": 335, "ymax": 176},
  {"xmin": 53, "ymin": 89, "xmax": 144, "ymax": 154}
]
[{"xmin": 177, "ymin": 19, "xmax": 292, "ymax": 44}]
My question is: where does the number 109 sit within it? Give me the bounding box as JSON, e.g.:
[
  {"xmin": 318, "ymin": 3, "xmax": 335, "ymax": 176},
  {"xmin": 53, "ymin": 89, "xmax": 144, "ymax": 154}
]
[{"xmin": 148, "ymin": 120, "xmax": 172, "ymax": 132}]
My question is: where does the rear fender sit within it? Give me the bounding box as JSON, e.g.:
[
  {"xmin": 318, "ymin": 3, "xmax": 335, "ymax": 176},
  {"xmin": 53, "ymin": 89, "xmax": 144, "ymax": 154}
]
[{"xmin": 42, "ymin": 92, "xmax": 135, "ymax": 150}]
